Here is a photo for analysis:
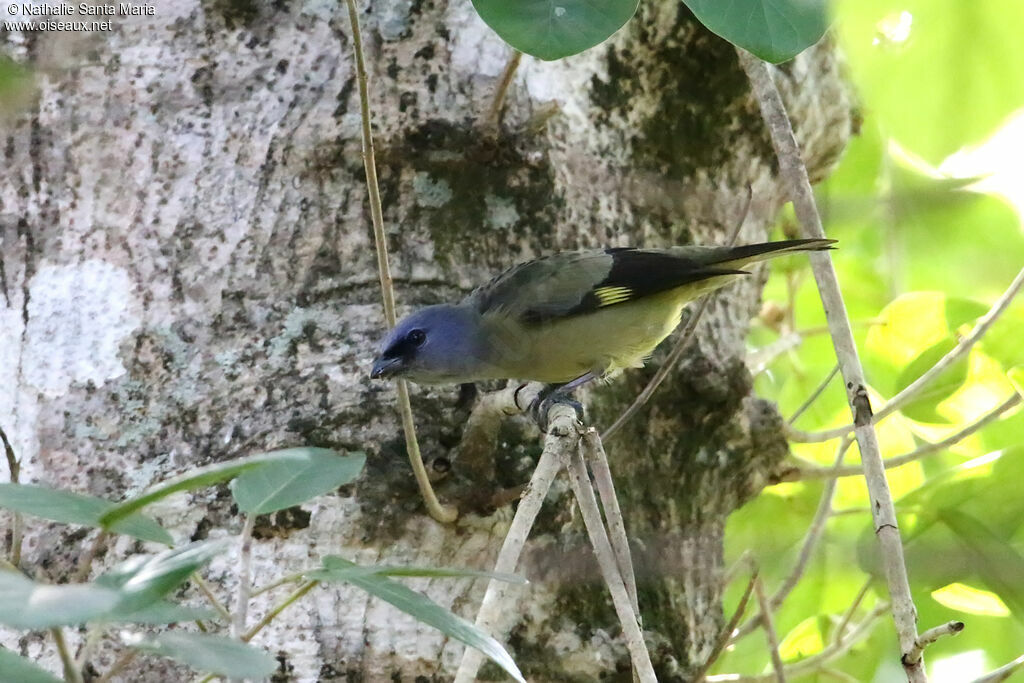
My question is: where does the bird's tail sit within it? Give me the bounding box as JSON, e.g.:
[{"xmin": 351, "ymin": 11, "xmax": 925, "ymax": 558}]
[{"xmin": 700, "ymin": 238, "xmax": 835, "ymax": 269}]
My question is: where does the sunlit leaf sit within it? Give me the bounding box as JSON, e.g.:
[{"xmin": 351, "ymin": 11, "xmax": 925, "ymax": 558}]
[
  {"xmin": 932, "ymin": 582, "xmax": 1010, "ymax": 617},
  {"xmin": 470, "ymin": 0, "xmax": 639, "ymax": 61},
  {"xmin": 129, "ymin": 631, "xmax": 277, "ymax": 678},
  {"xmin": 0, "ymin": 483, "xmax": 172, "ymax": 545},
  {"xmin": 683, "ymin": 0, "xmax": 830, "ymax": 63},
  {"xmin": 894, "ymin": 339, "xmax": 969, "ymax": 423},
  {"xmin": 940, "ymin": 510, "xmax": 1024, "ymax": 622},
  {"xmin": 778, "ymin": 615, "xmax": 825, "ymax": 661},
  {"xmin": 0, "ymin": 648, "xmax": 63, "ymax": 683},
  {"xmin": 311, "ymin": 557, "xmax": 525, "ymax": 682},
  {"xmin": 230, "ymin": 450, "xmax": 364, "ymax": 515}
]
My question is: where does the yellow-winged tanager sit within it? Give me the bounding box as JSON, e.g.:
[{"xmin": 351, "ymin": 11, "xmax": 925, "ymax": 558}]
[{"xmin": 370, "ymin": 239, "xmax": 832, "ymax": 394}]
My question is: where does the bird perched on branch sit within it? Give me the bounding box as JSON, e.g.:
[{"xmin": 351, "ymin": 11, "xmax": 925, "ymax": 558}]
[{"xmin": 371, "ymin": 239, "xmax": 833, "ymax": 398}]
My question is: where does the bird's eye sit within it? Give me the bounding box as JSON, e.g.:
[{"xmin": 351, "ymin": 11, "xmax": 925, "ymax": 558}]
[{"xmin": 407, "ymin": 329, "xmax": 426, "ymax": 346}]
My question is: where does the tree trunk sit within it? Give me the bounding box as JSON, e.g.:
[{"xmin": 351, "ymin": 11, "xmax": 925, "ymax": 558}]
[{"xmin": 0, "ymin": 1, "xmax": 851, "ymax": 680}]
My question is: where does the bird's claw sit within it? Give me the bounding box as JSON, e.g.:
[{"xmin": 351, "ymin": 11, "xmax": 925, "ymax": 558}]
[{"xmin": 529, "ymin": 392, "xmax": 585, "ymax": 432}]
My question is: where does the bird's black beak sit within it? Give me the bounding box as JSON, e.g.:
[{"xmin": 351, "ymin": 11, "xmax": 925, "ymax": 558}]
[{"xmin": 370, "ymin": 356, "xmax": 402, "ymax": 380}]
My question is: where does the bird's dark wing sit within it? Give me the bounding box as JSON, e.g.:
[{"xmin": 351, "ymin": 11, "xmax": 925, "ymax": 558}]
[{"xmin": 466, "ymin": 248, "xmax": 743, "ymax": 325}]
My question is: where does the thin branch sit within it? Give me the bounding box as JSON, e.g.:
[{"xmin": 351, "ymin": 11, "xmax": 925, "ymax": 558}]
[
  {"xmin": 737, "ymin": 49, "xmax": 923, "ymax": 682},
  {"xmin": 972, "ymin": 653, "xmax": 1024, "ymax": 683},
  {"xmin": 1, "ymin": 424, "xmax": 22, "ymax": 566},
  {"xmin": 788, "ymin": 266, "xmax": 1024, "ymax": 444},
  {"xmin": 903, "ymin": 621, "xmax": 964, "ymax": 667},
  {"xmin": 249, "ymin": 572, "xmax": 305, "ymax": 598},
  {"xmin": 454, "ymin": 401, "xmax": 573, "ymax": 683},
  {"xmin": 582, "ymin": 429, "xmax": 639, "ymax": 616},
  {"xmin": 735, "ymin": 438, "xmax": 851, "ymax": 641},
  {"xmin": 72, "ymin": 530, "xmax": 108, "ymax": 583},
  {"xmin": 693, "ymin": 567, "xmax": 758, "ymax": 682},
  {"xmin": 51, "ymin": 628, "xmax": 84, "ymax": 683},
  {"xmin": 485, "ymin": 50, "xmax": 522, "ymax": 132},
  {"xmin": 603, "ymin": 189, "xmax": 750, "ymax": 442},
  {"xmin": 96, "ymin": 651, "xmax": 137, "ymax": 683},
  {"xmin": 753, "ymin": 577, "xmax": 786, "ymax": 683},
  {"xmin": 192, "ymin": 572, "xmax": 233, "ymax": 623},
  {"xmin": 231, "ymin": 514, "xmax": 255, "ymax": 641},
  {"xmin": 788, "ymin": 364, "xmax": 841, "ymax": 424},
  {"xmin": 344, "ymin": 0, "xmax": 457, "ymax": 524},
  {"xmin": 833, "ymin": 578, "xmax": 873, "ymax": 645},
  {"xmin": 796, "ymin": 393, "xmax": 1021, "ymax": 480},
  {"xmin": 563, "ymin": 442, "xmax": 656, "ymax": 681},
  {"xmin": 242, "ymin": 580, "xmax": 319, "ymax": 642}
]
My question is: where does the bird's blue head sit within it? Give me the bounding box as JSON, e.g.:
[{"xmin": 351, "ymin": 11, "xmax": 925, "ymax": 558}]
[{"xmin": 370, "ymin": 304, "xmax": 488, "ymax": 385}]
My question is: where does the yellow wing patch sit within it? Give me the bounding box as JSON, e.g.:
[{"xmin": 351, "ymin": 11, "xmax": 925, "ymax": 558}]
[{"xmin": 593, "ymin": 285, "xmax": 633, "ymax": 307}]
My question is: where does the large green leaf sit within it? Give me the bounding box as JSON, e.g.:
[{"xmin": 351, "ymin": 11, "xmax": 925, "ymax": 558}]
[
  {"xmin": 470, "ymin": 0, "xmax": 639, "ymax": 61},
  {"xmin": 100, "ymin": 447, "xmax": 344, "ymax": 528},
  {"xmin": 941, "ymin": 510, "xmax": 1024, "ymax": 623},
  {"xmin": 0, "ymin": 483, "xmax": 172, "ymax": 545},
  {"xmin": 893, "ymin": 338, "xmax": 970, "ymax": 423},
  {"xmin": 835, "ymin": 0, "xmax": 1024, "ymax": 163},
  {"xmin": 0, "ymin": 571, "xmax": 121, "ymax": 628},
  {"xmin": 230, "ymin": 450, "xmax": 365, "ymax": 515},
  {"xmin": 311, "ymin": 557, "xmax": 525, "ymax": 683},
  {"xmin": 682, "ymin": 0, "xmax": 830, "ymax": 63},
  {"xmin": 130, "ymin": 631, "xmax": 277, "ymax": 678},
  {"xmin": 0, "ymin": 648, "xmax": 63, "ymax": 683}
]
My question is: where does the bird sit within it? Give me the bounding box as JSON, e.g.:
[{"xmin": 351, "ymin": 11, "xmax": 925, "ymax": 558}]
[{"xmin": 370, "ymin": 239, "xmax": 833, "ymax": 395}]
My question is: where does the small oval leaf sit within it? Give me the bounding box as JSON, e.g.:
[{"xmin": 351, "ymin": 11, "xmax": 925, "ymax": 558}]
[
  {"xmin": 230, "ymin": 449, "xmax": 365, "ymax": 515},
  {"xmin": 471, "ymin": 0, "xmax": 639, "ymax": 61},
  {"xmin": 682, "ymin": 0, "xmax": 830, "ymax": 63}
]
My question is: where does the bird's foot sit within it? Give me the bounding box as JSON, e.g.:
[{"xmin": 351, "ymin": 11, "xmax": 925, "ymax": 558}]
[{"xmin": 529, "ymin": 389, "xmax": 585, "ymax": 432}]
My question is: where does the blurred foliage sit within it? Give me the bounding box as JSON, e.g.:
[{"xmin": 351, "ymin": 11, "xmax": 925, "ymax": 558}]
[{"xmin": 725, "ymin": 0, "xmax": 1024, "ymax": 679}]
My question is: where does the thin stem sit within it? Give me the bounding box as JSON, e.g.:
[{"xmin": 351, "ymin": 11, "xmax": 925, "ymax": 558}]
[
  {"xmin": 788, "ymin": 266, "xmax": 1024, "ymax": 444},
  {"xmin": 193, "ymin": 572, "xmax": 233, "ymax": 623},
  {"xmin": 904, "ymin": 621, "xmax": 964, "ymax": 666},
  {"xmin": 737, "ymin": 49, "xmax": 923, "ymax": 682},
  {"xmin": 797, "ymin": 393, "xmax": 1021, "ymax": 480},
  {"xmin": 454, "ymin": 404, "xmax": 571, "ymax": 683},
  {"xmin": 74, "ymin": 624, "xmax": 106, "ymax": 672},
  {"xmin": 564, "ymin": 442, "xmax": 656, "ymax": 681},
  {"xmin": 51, "ymin": 628, "xmax": 84, "ymax": 683},
  {"xmin": 485, "ymin": 50, "xmax": 522, "ymax": 132},
  {"xmin": 343, "ymin": 0, "xmax": 456, "ymax": 524},
  {"xmin": 753, "ymin": 577, "xmax": 786, "ymax": 683},
  {"xmin": 833, "ymin": 578, "xmax": 873, "ymax": 645},
  {"xmin": 693, "ymin": 567, "xmax": 758, "ymax": 682},
  {"xmin": 1, "ymin": 424, "xmax": 23, "ymax": 566},
  {"xmin": 72, "ymin": 530, "xmax": 108, "ymax": 583},
  {"xmin": 972, "ymin": 653, "xmax": 1024, "ymax": 683},
  {"xmin": 242, "ymin": 580, "xmax": 319, "ymax": 642},
  {"xmin": 96, "ymin": 651, "xmax": 137, "ymax": 683},
  {"xmin": 231, "ymin": 514, "xmax": 256, "ymax": 641},
  {"xmin": 788, "ymin": 363, "xmax": 840, "ymax": 424},
  {"xmin": 250, "ymin": 571, "xmax": 305, "ymax": 598}
]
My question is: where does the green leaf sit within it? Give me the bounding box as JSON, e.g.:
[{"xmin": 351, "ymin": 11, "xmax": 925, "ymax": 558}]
[
  {"xmin": 682, "ymin": 0, "xmax": 830, "ymax": 63},
  {"xmin": 315, "ymin": 556, "xmax": 527, "ymax": 584},
  {"xmin": 0, "ymin": 648, "xmax": 64, "ymax": 683},
  {"xmin": 932, "ymin": 582, "xmax": 1010, "ymax": 617},
  {"xmin": 940, "ymin": 510, "xmax": 1024, "ymax": 623},
  {"xmin": 835, "ymin": 0, "xmax": 1024, "ymax": 163},
  {"xmin": 0, "ymin": 571, "xmax": 122, "ymax": 628},
  {"xmin": 311, "ymin": 558, "xmax": 525, "ymax": 683},
  {"xmin": 230, "ymin": 450, "xmax": 365, "ymax": 515},
  {"xmin": 0, "ymin": 483, "xmax": 172, "ymax": 545},
  {"xmin": 130, "ymin": 631, "xmax": 277, "ymax": 678},
  {"xmin": 113, "ymin": 601, "xmax": 216, "ymax": 625},
  {"xmin": 95, "ymin": 540, "xmax": 229, "ymax": 616},
  {"xmin": 99, "ymin": 447, "xmax": 343, "ymax": 528},
  {"xmin": 893, "ymin": 338, "xmax": 969, "ymax": 423},
  {"xmin": 470, "ymin": 0, "xmax": 639, "ymax": 61}
]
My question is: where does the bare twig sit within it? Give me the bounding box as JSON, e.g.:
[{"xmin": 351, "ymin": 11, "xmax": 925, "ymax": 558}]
[
  {"xmin": 735, "ymin": 438, "xmax": 851, "ymax": 641},
  {"xmin": 903, "ymin": 621, "xmax": 964, "ymax": 667},
  {"xmin": 243, "ymin": 580, "xmax": 319, "ymax": 642},
  {"xmin": 1, "ymin": 424, "xmax": 23, "ymax": 566},
  {"xmin": 454, "ymin": 400, "xmax": 572, "ymax": 683},
  {"xmin": 51, "ymin": 627, "xmax": 84, "ymax": 683},
  {"xmin": 972, "ymin": 653, "xmax": 1024, "ymax": 683},
  {"xmin": 753, "ymin": 577, "xmax": 786, "ymax": 682},
  {"xmin": 485, "ymin": 50, "xmax": 522, "ymax": 132},
  {"xmin": 796, "ymin": 393, "xmax": 1021, "ymax": 480},
  {"xmin": 788, "ymin": 364, "xmax": 841, "ymax": 424},
  {"xmin": 738, "ymin": 49, "xmax": 923, "ymax": 681},
  {"xmin": 833, "ymin": 578, "xmax": 872, "ymax": 645},
  {"xmin": 564, "ymin": 443, "xmax": 656, "ymax": 681},
  {"xmin": 96, "ymin": 651, "xmax": 137, "ymax": 683},
  {"xmin": 582, "ymin": 429, "xmax": 639, "ymax": 615},
  {"xmin": 344, "ymin": 0, "xmax": 456, "ymax": 524},
  {"xmin": 788, "ymin": 266, "xmax": 1024, "ymax": 444},
  {"xmin": 193, "ymin": 572, "xmax": 233, "ymax": 623},
  {"xmin": 231, "ymin": 514, "xmax": 255, "ymax": 642},
  {"xmin": 693, "ymin": 567, "xmax": 758, "ymax": 682}
]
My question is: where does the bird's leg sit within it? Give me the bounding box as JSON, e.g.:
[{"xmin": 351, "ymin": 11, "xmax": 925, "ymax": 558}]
[{"xmin": 529, "ymin": 371, "xmax": 600, "ymax": 431}]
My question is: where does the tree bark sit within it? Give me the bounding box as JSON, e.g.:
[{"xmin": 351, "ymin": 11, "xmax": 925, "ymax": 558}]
[{"xmin": 0, "ymin": 1, "xmax": 852, "ymax": 680}]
